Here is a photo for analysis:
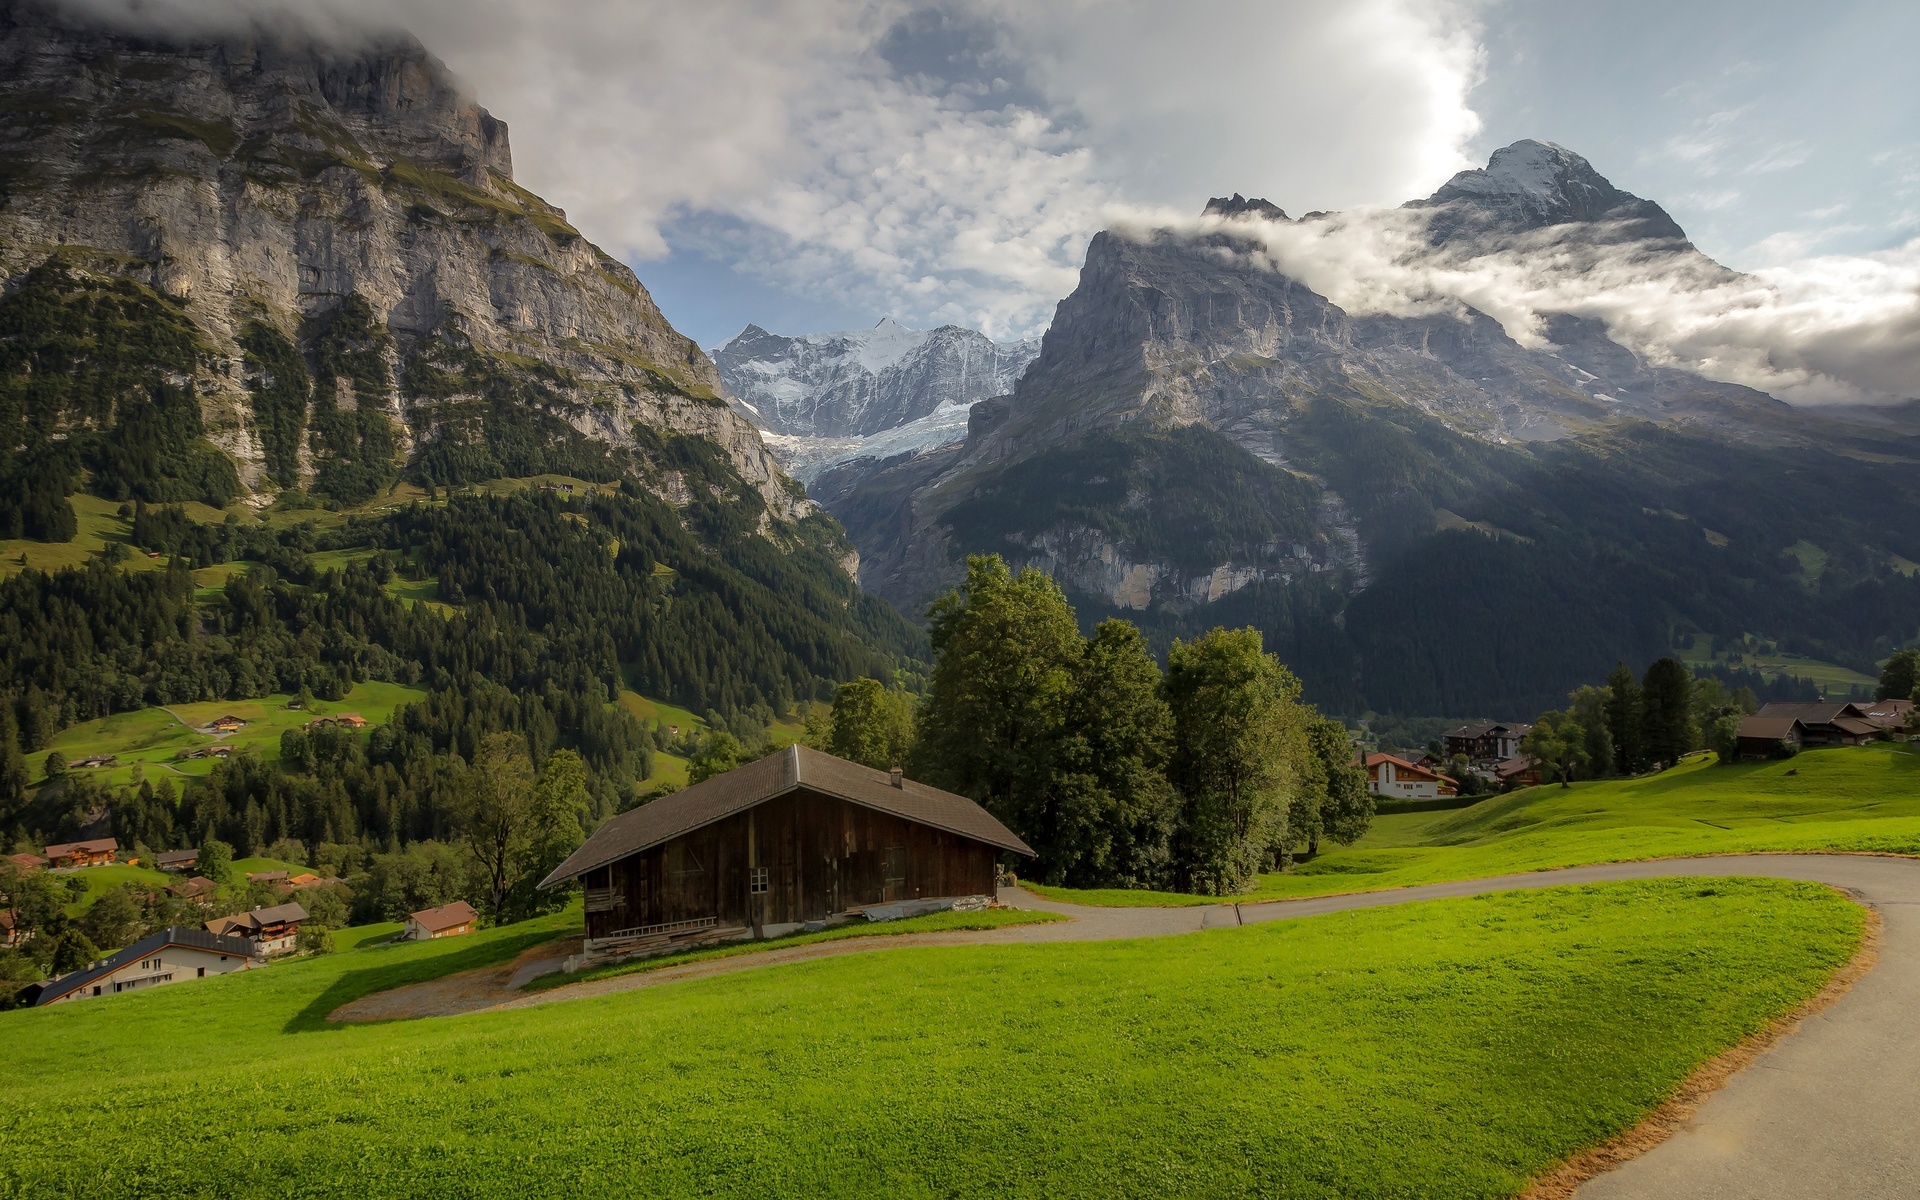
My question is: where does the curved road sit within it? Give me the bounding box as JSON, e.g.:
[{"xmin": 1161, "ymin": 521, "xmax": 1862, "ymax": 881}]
[
  {"xmin": 393, "ymin": 853, "xmax": 1920, "ymax": 1196},
  {"xmin": 1007, "ymin": 854, "xmax": 1920, "ymax": 1200}
]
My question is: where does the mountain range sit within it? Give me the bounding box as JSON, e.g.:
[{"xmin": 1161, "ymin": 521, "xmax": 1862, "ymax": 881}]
[
  {"xmin": 814, "ymin": 141, "xmax": 1920, "ymax": 715},
  {"xmin": 712, "ymin": 319, "xmax": 1037, "ymax": 482}
]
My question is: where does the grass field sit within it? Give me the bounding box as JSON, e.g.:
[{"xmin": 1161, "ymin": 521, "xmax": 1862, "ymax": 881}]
[
  {"xmin": 0, "ymin": 878, "xmax": 1860, "ymax": 1198},
  {"xmin": 1033, "ymin": 744, "xmax": 1920, "ymax": 907},
  {"xmin": 1678, "ymin": 633, "xmax": 1878, "ymax": 698},
  {"xmin": 53, "ymin": 863, "xmax": 174, "ymax": 917},
  {"xmin": 524, "ymin": 906, "xmax": 1069, "ymax": 991},
  {"xmin": 34, "ymin": 681, "xmax": 429, "ymax": 789}
]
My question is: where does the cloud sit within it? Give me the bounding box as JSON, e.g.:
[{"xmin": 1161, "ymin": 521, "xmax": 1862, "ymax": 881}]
[
  {"xmin": 1145, "ymin": 204, "xmax": 1920, "ymax": 406},
  {"xmin": 50, "ymin": 0, "xmax": 1492, "ymax": 339}
]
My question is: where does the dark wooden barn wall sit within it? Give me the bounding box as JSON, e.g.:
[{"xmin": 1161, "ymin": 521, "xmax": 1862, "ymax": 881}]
[{"xmin": 582, "ymin": 789, "xmax": 998, "ymax": 937}]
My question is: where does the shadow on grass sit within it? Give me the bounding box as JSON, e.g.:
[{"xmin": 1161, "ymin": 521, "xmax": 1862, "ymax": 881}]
[{"xmin": 284, "ymin": 929, "xmax": 562, "ymax": 1033}]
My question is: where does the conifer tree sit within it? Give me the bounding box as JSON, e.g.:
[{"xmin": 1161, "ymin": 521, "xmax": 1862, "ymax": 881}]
[
  {"xmin": 1639, "ymin": 657, "xmax": 1696, "ymax": 770},
  {"xmin": 1604, "ymin": 661, "xmax": 1642, "ymax": 775}
]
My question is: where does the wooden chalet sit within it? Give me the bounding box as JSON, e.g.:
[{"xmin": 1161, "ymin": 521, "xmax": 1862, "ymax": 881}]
[
  {"xmin": 154, "ymin": 849, "xmax": 198, "ymax": 872},
  {"xmin": 1753, "ymin": 702, "xmax": 1883, "ymax": 747},
  {"xmin": 43, "ymin": 838, "xmax": 117, "ymax": 869},
  {"xmin": 542, "ymin": 745, "xmax": 1033, "ymax": 956},
  {"xmin": 206, "ymin": 902, "xmax": 308, "ymax": 956},
  {"xmin": 404, "ymin": 900, "xmax": 478, "ymax": 940},
  {"xmin": 8, "ymin": 852, "xmax": 46, "ymax": 872},
  {"xmin": 1736, "ymin": 715, "xmax": 1807, "ymax": 759},
  {"xmin": 1, "ymin": 909, "xmax": 21, "ymax": 947}
]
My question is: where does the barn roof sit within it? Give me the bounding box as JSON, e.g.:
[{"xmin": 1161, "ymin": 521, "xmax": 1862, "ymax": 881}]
[{"xmin": 541, "ymin": 745, "xmax": 1034, "ymax": 887}]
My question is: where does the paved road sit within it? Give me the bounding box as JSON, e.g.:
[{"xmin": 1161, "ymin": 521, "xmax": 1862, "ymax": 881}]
[
  {"xmin": 1010, "ymin": 854, "xmax": 1920, "ymax": 1200},
  {"xmin": 350, "ymin": 853, "xmax": 1920, "ymax": 1195}
]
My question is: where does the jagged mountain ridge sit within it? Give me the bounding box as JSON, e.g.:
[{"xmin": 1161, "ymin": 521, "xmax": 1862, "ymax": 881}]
[
  {"xmin": 820, "ymin": 141, "xmax": 1920, "ymax": 714},
  {"xmin": 714, "ymin": 318, "xmax": 1037, "ymax": 439},
  {"xmin": 0, "ymin": 0, "xmax": 806, "ymax": 525}
]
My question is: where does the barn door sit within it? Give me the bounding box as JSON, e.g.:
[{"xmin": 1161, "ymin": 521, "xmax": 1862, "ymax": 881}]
[{"xmin": 882, "ymin": 844, "xmax": 907, "ymax": 901}]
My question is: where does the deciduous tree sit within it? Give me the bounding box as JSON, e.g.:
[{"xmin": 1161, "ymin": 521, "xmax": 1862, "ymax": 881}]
[
  {"xmin": 1163, "ymin": 627, "xmax": 1306, "ymax": 894},
  {"xmin": 454, "ymin": 732, "xmax": 536, "ymax": 922},
  {"xmin": 825, "ymin": 678, "xmax": 915, "ymax": 770},
  {"xmin": 1522, "ymin": 711, "xmax": 1589, "ymax": 788},
  {"xmin": 1879, "ymin": 648, "xmax": 1920, "ymax": 702},
  {"xmin": 912, "ymin": 556, "xmax": 1081, "ymax": 858}
]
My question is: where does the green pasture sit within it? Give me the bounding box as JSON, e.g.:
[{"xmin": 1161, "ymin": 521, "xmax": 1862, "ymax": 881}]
[
  {"xmin": 1678, "ymin": 632, "xmax": 1877, "ymax": 698},
  {"xmin": 332, "ymin": 922, "xmax": 405, "ymax": 950},
  {"xmin": 0, "ymin": 878, "xmax": 1861, "ymax": 1198},
  {"xmin": 52, "ymin": 863, "xmax": 174, "ymax": 917},
  {"xmin": 1033, "ymin": 744, "xmax": 1920, "ymax": 907},
  {"xmin": 526, "ymin": 906, "xmax": 1068, "ymax": 991},
  {"xmin": 33, "ymin": 681, "xmax": 428, "ymax": 788}
]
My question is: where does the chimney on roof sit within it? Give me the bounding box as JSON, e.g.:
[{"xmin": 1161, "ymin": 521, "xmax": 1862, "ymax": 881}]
[{"xmin": 890, "ymin": 767, "xmax": 904, "ymax": 788}]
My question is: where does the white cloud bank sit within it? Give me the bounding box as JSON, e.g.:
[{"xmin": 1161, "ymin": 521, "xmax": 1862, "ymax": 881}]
[
  {"xmin": 1152, "ymin": 205, "xmax": 1920, "ymax": 405},
  {"xmin": 51, "ymin": 0, "xmax": 1920, "ymax": 403}
]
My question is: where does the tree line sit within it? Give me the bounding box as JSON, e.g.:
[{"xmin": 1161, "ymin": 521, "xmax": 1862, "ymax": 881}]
[{"xmin": 816, "ymin": 556, "xmax": 1372, "ymax": 895}]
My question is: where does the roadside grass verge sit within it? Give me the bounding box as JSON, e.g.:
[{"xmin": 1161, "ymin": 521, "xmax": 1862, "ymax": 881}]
[
  {"xmin": 1032, "ymin": 744, "xmax": 1920, "ymax": 907},
  {"xmin": 0, "ymin": 878, "xmax": 1860, "ymax": 1198},
  {"xmin": 523, "ymin": 907, "xmax": 1067, "ymax": 991}
]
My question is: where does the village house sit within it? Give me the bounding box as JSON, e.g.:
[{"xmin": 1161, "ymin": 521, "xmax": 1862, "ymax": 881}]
[
  {"xmin": 1364, "ymin": 753, "xmax": 1458, "ymax": 800},
  {"xmin": 208, "ymin": 715, "xmax": 247, "ymax": 733},
  {"xmin": 288, "ymin": 872, "xmax": 321, "ymax": 888},
  {"xmin": 1753, "ymin": 702, "xmax": 1884, "ymax": 747},
  {"xmin": 206, "ymin": 902, "xmax": 309, "ymax": 956},
  {"xmin": 1736, "ymin": 714, "xmax": 1808, "ymax": 759},
  {"xmin": 1493, "ymin": 754, "xmax": 1545, "ymax": 787},
  {"xmin": 28, "ymin": 927, "xmax": 258, "ymax": 1006},
  {"xmin": 43, "ymin": 838, "xmax": 117, "ymax": 869},
  {"xmin": 404, "ymin": 900, "xmax": 479, "ymax": 940},
  {"xmin": 168, "ymin": 876, "xmax": 217, "ymax": 900},
  {"xmin": 73, "ymin": 754, "xmax": 116, "ymax": 769},
  {"xmin": 1443, "ymin": 723, "xmax": 1532, "ymax": 763},
  {"xmin": 307, "ymin": 713, "xmax": 369, "ymax": 731},
  {"xmin": 542, "ymin": 745, "xmax": 1033, "ymax": 958},
  {"xmin": 8, "ymin": 851, "xmax": 46, "ymax": 872},
  {"xmin": 154, "ymin": 849, "xmax": 198, "ymax": 873},
  {"xmin": 245, "ymin": 870, "xmax": 290, "ymax": 887},
  {"xmin": 1, "ymin": 909, "xmax": 23, "ymax": 947},
  {"xmin": 1857, "ymin": 698, "xmax": 1915, "ymax": 732}
]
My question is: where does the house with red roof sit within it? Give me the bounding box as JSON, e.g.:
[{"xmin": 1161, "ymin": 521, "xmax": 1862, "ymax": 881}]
[{"xmin": 1364, "ymin": 753, "xmax": 1458, "ymax": 800}]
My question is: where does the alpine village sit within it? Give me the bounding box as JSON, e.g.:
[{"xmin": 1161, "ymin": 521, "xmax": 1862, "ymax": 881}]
[{"xmin": 2, "ymin": 2, "xmax": 1919, "ymax": 1198}]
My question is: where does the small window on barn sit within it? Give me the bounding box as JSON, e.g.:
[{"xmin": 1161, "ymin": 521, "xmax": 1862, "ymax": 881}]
[{"xmin": 750, "ymin": 866, "xmax": 769, "ymax": 894}]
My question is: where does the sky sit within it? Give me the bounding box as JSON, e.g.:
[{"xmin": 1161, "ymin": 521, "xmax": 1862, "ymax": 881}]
[
  {"xmin": 63, "ymin": 0, "xmax": 1920, "ymax": 395},
  {"xmin": 366, "ymin": 0, "xmax": 1912, "ymax": 351}
]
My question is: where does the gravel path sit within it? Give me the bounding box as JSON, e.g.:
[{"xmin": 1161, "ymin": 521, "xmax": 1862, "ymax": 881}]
[{"xmin": 330, "ymin": 853, "xmax": 1920, "ymax": 1196}]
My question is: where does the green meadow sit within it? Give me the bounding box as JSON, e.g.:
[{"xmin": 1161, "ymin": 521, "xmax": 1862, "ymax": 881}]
[
  {"xmin": 0, "ymin": 878, "xmax": 1860, "ymax": 1198},
  {"xmin": 1033, "ymin": 744, "xmax": 1920, "ymax": 907},
  {"xmin": 33, "ymin": 681, "xmax": 429, "ymax": 789}
]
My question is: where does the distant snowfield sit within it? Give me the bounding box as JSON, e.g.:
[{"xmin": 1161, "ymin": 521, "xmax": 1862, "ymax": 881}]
[{"xmin": 756, "ymin": 399, "xmax": 975, "ymax": 482}]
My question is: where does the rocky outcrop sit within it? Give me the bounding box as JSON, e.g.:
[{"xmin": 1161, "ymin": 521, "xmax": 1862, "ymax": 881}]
[{"xmin": 0, "ymin": 0, "xmax": 806, "ymax": 520}]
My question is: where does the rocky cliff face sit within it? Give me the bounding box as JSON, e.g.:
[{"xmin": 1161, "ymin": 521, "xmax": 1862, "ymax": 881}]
[
  {"xmin": 818, "ymin": 142, "xmax": 1920, "ymax": 714},
  {"xmin": 714, "ymin": 318, "xmax": 1037, "ymax": 438},
  {"xmin": 0, "ymin": 0, "xmax": 807, "ymax": 522}
]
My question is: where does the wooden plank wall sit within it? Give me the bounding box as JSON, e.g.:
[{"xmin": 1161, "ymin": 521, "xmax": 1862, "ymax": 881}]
[{"xmin": 583, "ymin": 789, "xmax": 999, "ymax": 937}]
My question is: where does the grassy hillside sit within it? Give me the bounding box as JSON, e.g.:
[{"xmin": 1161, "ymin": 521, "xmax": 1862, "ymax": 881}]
[
  {"xmin": 1033, "ymin": 743, "xmax": 1920, "ymax": 907},
  {"xmin": 0, "ymin": 878, "xmax": 1860, "ymax": 1198},
  {"xmin": 33, "ymin": 681, "xmax": 429, "ymax": 789}
]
